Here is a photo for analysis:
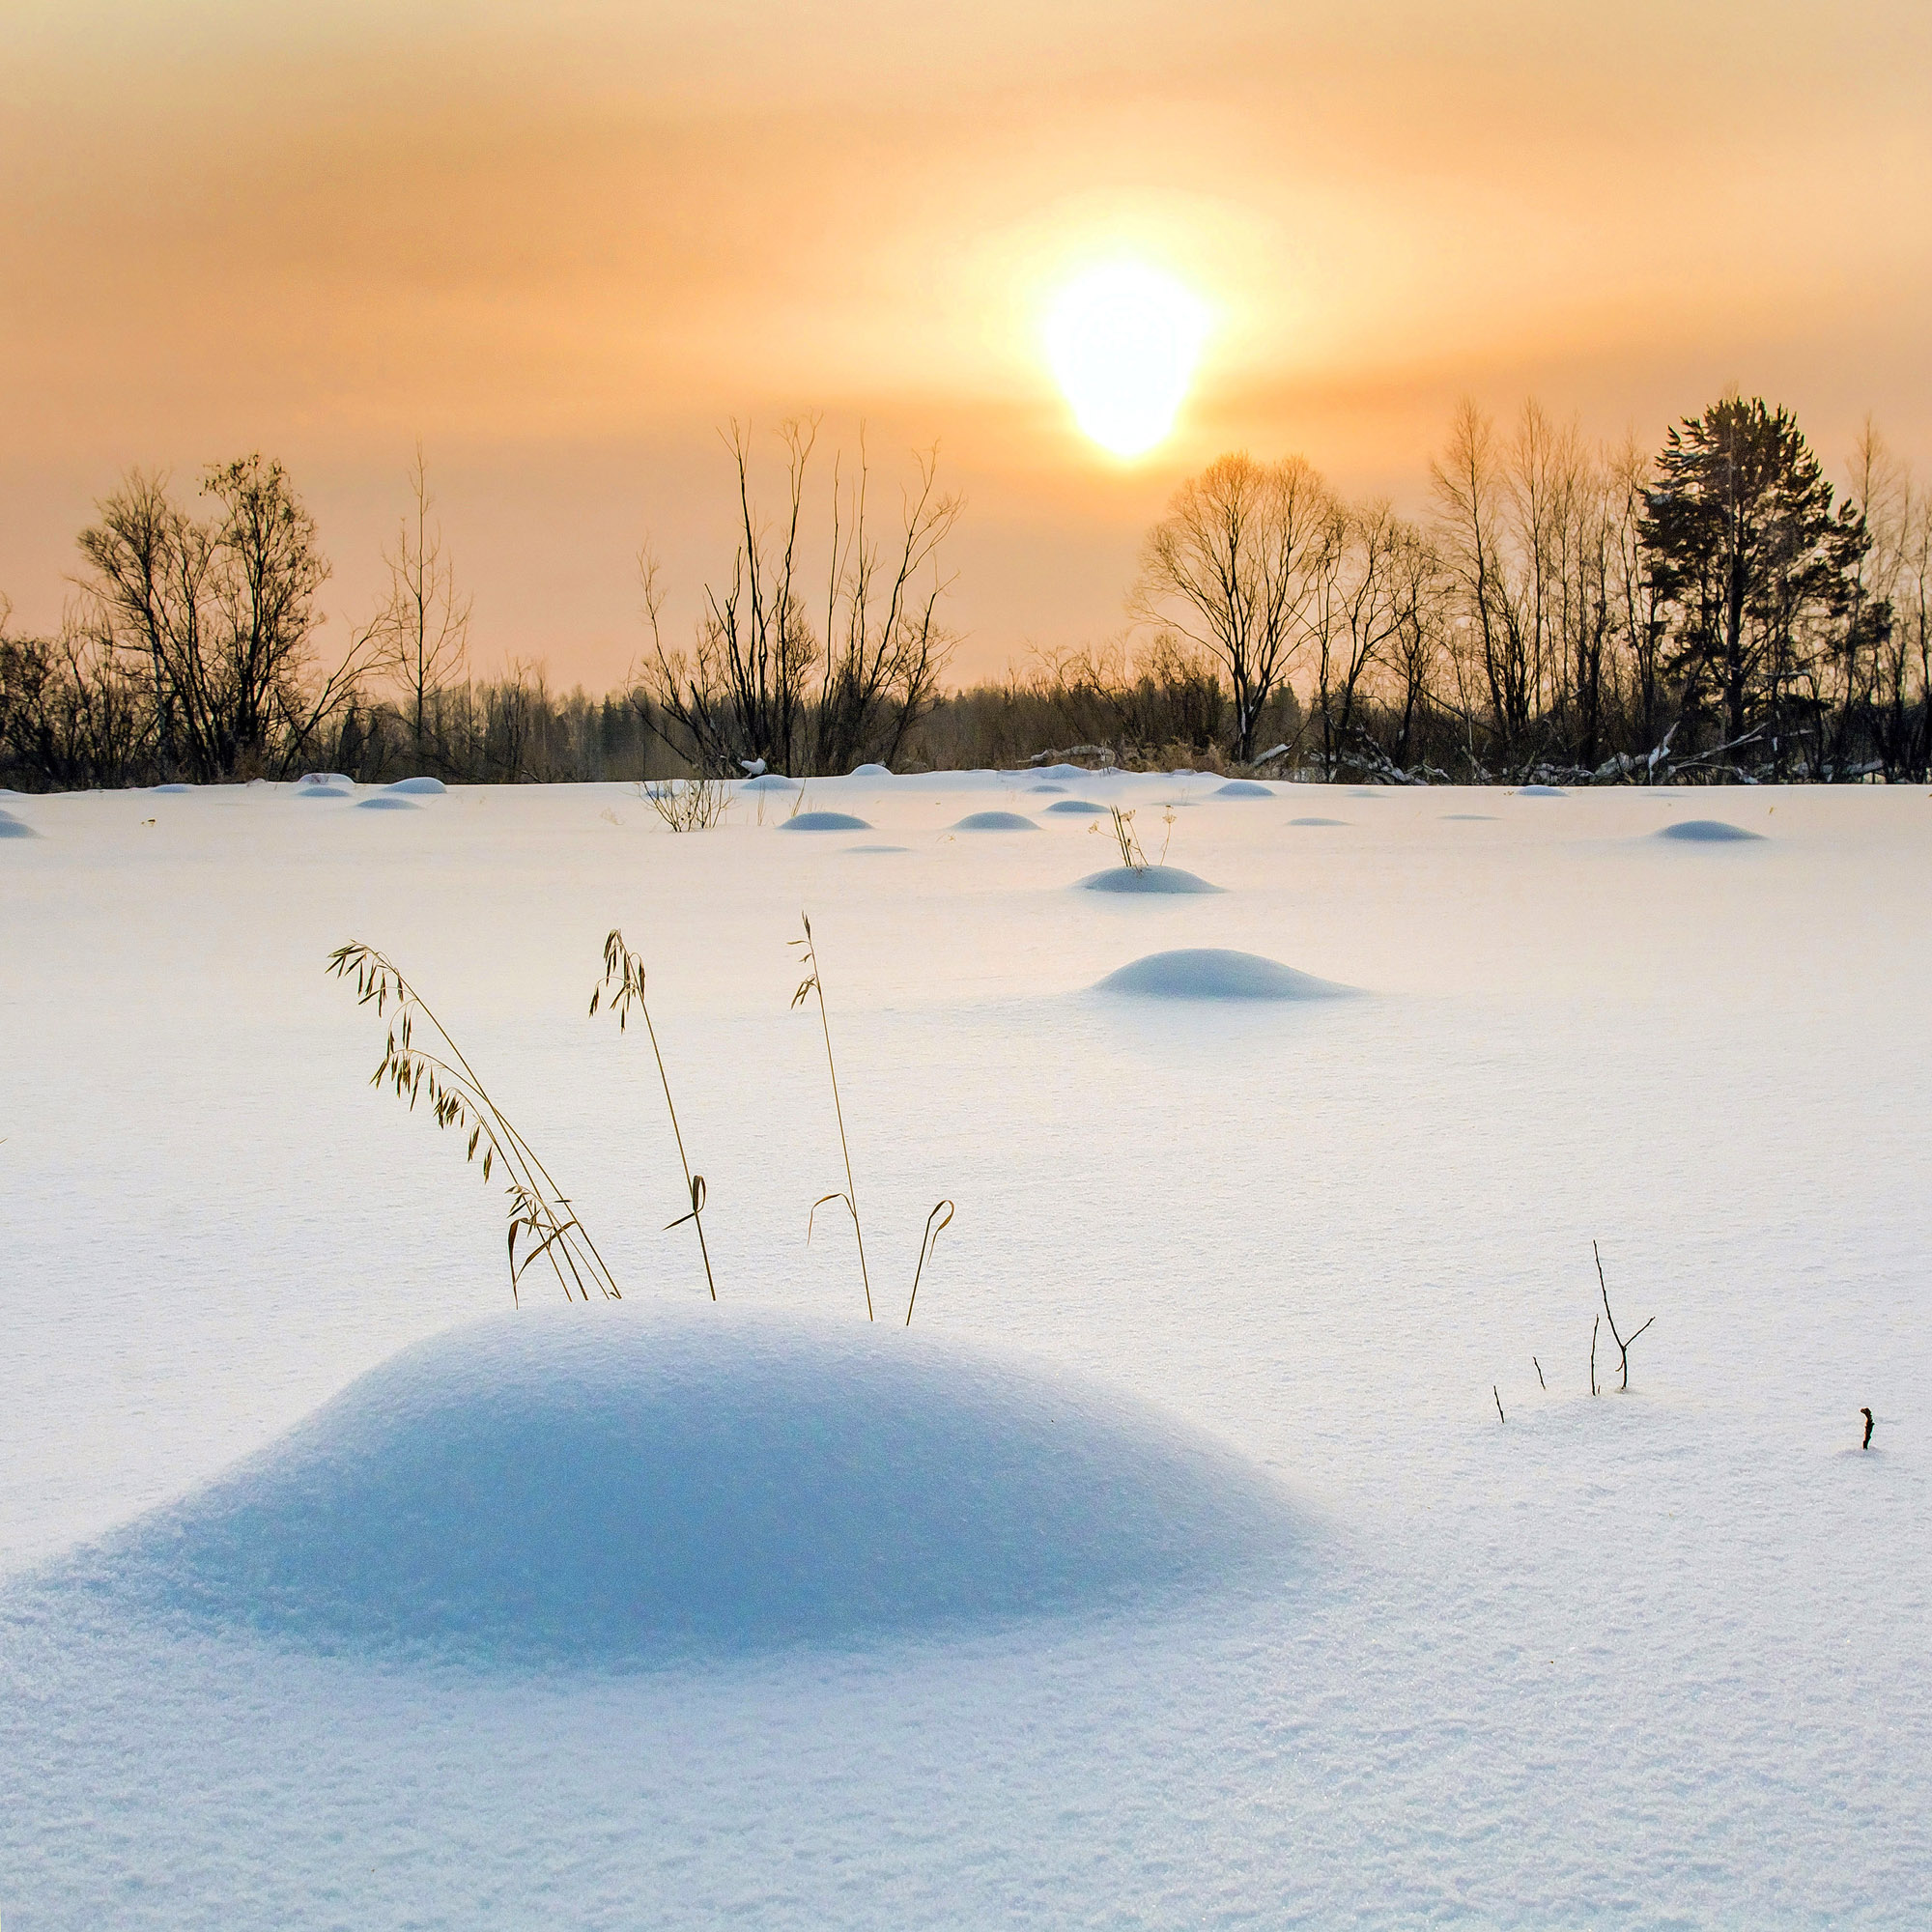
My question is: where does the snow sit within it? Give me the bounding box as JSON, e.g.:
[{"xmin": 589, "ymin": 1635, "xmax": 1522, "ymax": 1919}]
[
  {"xmin": 779, "ymin": 810, "xmax": 872, "ymax": 832},
  {"xmin": 355, "ymin": 794, "xmax": 420, "ymax": 811},
  {"xmin": 741, "ymin": 773, "xmax": 798, "ymax": 791},
  {"xmin": 0, "ymin": 810, "xmax": 39, "ymax": 839},
  {"xmin": 1077, "ymin": 863, "xmax": 1223, "ymax": 895},
  {"xmin": 1290, "ymin": 814, "xmax": 1349, "ymax": 827},
  {"xmin": 1657, "ymin": 817, "xmax": 1766, "ymax": 843},
  {"xmin": 385, "ymin": 776, "xmax": 447, "ymax": 796},
  {"xmin": 1043, "ymin": 797, "xmax": 1111, "ymax": 814},
  {"xmin": 848, "ymin": 762, "xmax": 893, "ymax": 778},
  {"xmin": 1094, "ymin": 948, "xmax": 1353, "ymax": 1001},
  {"xmin": 2, "ymin": 773, "xmax": 1928, "ymax": 1927},
  {"xmin": 1211, "ymin": 779, "xmax": 1275, "ymax": 798}
]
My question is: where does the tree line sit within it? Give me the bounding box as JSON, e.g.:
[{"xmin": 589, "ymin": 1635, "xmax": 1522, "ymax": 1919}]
[{"xmin": 4, "ymin": 394, "xmax": 1927, "ymax": 791}]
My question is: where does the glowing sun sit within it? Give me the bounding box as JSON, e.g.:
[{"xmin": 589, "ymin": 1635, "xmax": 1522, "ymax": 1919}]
[{"xmin": 1044, "ymin": 262, "xmax": 1209, "ymax": 459}]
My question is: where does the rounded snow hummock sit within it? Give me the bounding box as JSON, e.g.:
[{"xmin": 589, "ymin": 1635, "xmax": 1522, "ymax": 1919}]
[
  {"xmin": 848, "ymin": 761, "xmax": 892, "ymax": 778},
  {"xmin": 1211, "ymin": 780, "xmax": 1275, "ymax": 799},
  {"xmin": 297, "ymin": 771, "xmax": 354, "ymax": 787},
  {"xmin": 152, "ymin": 782, "xmax": 194, "ymax": 794},
  {"xmin": 355, "ymin": 794, "xmax": 419, "ymax": 811},
  {"xmin": 1044, "ymin": 798, "xmax": 1111, "ymax": 814},
  {"xmin": 1077, "ymin": 866, "xmax": 1222, "ymax": 895},
  {"xmin": 1096, "ymin": 949, "xmax": 1353, "ymax": 1001},
  {"xmin": 1289, "ymin": 816, "xmax": 1348, "ymax": 827},
  {"xmin": 1517, "ymin": 783, "xmax": 1567, "ymax": 797},
  {"xmin": 741, "ymin": 773, "xmax": 798, "ymax": 790},
  {"xmin": 951, "ymin": 810, "xmax": 1037, "ymax": 831},
  {"xmin": 384, "ymin": 776, "xmax": 446, "ymax": 796},
  {"xmin": 1655, "ymin": 818, "xmax": 1765, "ymax": 843},
  {"xmin": 0, "ymin": 810, "xmax": 40, "ymax": 839},
  {"xmin": 780, "ymin": 810, "xmax": 872, "ymax": 832},
  {"xmin": 61, "ymin": 1307, "xmax": 1300, "ymax": 1666}
]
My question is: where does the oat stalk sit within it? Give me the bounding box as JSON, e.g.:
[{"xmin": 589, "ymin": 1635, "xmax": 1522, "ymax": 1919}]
[
  {"xmin": 791, "ymin": 911, "xmax": 872, "ymax": 1319},
  {"xmin": 327, "ymin": 942, "xmax": 620, "ymax": 1305}
]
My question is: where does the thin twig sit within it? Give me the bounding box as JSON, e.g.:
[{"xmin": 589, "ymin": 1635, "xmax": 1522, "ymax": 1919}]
[{"xmin": 1494, "ymin": 1385, "xmax": 1506, "ymax": 1425}]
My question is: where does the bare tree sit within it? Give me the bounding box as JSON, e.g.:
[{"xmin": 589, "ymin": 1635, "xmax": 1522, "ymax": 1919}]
[
  {"xmin": 810, "ymin": 436, "xmax": 962, "ymax": 774},
  {"xmin": 371, "ymin": 443, "xmax": 470, "ymax": 761},
  {"xmin": 1130, "ymin": 452, "xmax": 1335, "ymax": 764}
]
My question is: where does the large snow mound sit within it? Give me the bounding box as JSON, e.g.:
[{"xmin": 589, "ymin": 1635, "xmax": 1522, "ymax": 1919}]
[
  {"xmin": 1656, "ymin": 818, "xmax": 1765, "ymax": 843},
  {"xmin": 741, "ymin": 773, "xmax": 797, "ymax": 791},
  {"xmin": 1211, "ymin": 780, "xmax": 1275, "ymax": 799},
  {"xmin": 62, "ymin": 1307, "xmax": 1297, "ymax": 1666},
  {"xmin": 0, "ymin": 810, "xmax": 39, "ymax": 838},
  {"xmin": 1077, "ymin": 865, "xmax": 1222, "ymax": 895},
  {"xmin": 355, "ymin": 794, "xmax": 419, "ymax": 811},
  {"xmin": 384, "ymin": 776, "xmax": 446, "ymax": 795},
  {"xmin": 848, "ymin": 761, "xmax": 892, "ymax": 778},
  {"xmin": 1096, "ymin": 949, "xmax": 1353, "ymax": 1001},
  {"xmin": 951, "ymin": 810, "xmax": 1037, "ymax": 831},
  {"xmin": 1044, "ymin": 798, "xmax": 1111, "ymax": 814},
  {"xmin": 780, "ymin": 810, "xmax": 872, "ymax": 832}
]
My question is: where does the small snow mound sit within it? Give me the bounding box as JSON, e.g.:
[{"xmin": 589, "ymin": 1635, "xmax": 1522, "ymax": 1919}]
[
  {"xmin": 780, "ymin": 810, "xmax": 872, "ymax": 832},
  {"xmin": 1078, "ymin": 866, "xmax": 1222, "ymax": 895},
  {"xmin": 1656, "ymin": 818, "xmax": 1765, "ymax": 843},
  {"xmin": 1027, "ymin": 783, "xmax": 1068, "ymax": 794},
  {"xmin": 384, "ymin": 776, "xmax": 446, "ymax": 796},
  {"xmin": 1290, "ymin": 816, "xmax": 1347, "ymax": 827},
  {"xmin": 1212, "ymin": 780, "xmax": 1274, "ymax": 799},
  {"xmin": 1024, "ymin": 763, "xmax": 1090, "ymax": 781},
  {"xmin": 1441, "ymin": 812, "xmax": 1496, "ymax": 821},
  {"xmin": 355, "ymin": 794, "xmax": 420, "ymax": 811},
  {"xmin": 848, "ymin": 761, "xmax": 892, "ymax": 778},
  {"xmin": 297, "ymin": 772, "xmax": 353, "ymax": 788},
  {"xmin": 1044, "ymin": 798, "xmax": 1110, "ymax": 814},
  {"xmin": 951, "ymin": 810, "xmax": 1037, "ymax": 832},
  {"xmin": 0, "ymin": 810, "xmax": 40, "ymax": 839},
  {"xmin": 153, "ymin": 782, "xmax": 194, "ymax": 794},
  {"xmin": 1517, "ymin": 783, "xmax": 1567, "ymax": 797},
  {"xmin": 68, "ymin": 1308, "xmax": 1298, "ymax": 1665},
  {"xmin": 1096, "ymin": 949, "xmax": 1351, "ymax": 1001},
  {"xmin": 292, "ymin": 784, "xmax": 352, "ymax": 801},
  {"xmin": 843, "ymin": 843, "xmax": 908, "ymax": 854},
  {"xmin": 741, "ymin": 773, "xmax": 797, "ymax": 791}
]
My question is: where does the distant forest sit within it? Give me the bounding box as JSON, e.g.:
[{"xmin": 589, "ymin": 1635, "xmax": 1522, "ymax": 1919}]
[{"xmin": 4, "ymin": 397, "xmax": 1927, "ymax": 791}]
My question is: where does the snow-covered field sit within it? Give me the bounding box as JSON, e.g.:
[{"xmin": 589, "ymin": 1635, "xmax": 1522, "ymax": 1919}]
[{"xmin": 1, "ymin": 769, "xmax": 1926, "ymax": 1927}]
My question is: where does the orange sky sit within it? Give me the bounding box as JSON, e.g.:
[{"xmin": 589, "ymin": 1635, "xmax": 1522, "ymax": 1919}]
[{"xmin": 3, "ymin": 0, "xmax": 1929, "ymax": 686}]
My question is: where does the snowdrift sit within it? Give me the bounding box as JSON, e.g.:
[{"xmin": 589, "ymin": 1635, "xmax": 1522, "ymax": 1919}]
[
  {"xmin": 355, "ymin": 794, "xmax": 419, "ymax": 811},
  {"xmin": 0, "ymin": 810, "xmax": 39, "ymax": 839},
  {"xmin": 1656, "ymin": 818, "xmax": 1765, "ymax": 843},
  {"xmin": 1211, "ymin": 780, "xmax": 1274, "ymax": 799},
  {"xmin": 1290, "ymin": 816, "xmax": 1348, "ymax": 828},
  {"xmin": 63, "ymin": 1307, "xmax": 1298, "ymax": 1666},
  {"xmin": 1077, "ymin": 866, "xmax": 1222, "ymax": 895},
  {"xmin": 951, "ymin": 810, "xmax": 1037, "ymax": 831},
  {"xmin": 780, "ymin": 810, "xmax": 872, "ymax": 832},
  {"xmin": 384, "ymin": 776, "xmax": 446, "ymax": 796},
  {"xmin": 1044, "ymin": 798, "xmax": 1111, "ymax": 814},
  {"xmin": 1096, "ymin": 949, "xmax": 1353, "ymax": 1001}
]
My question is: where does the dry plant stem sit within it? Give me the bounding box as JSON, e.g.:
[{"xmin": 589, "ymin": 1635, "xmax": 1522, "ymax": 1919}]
[
  {"xmin": 1109, "ymin": 805, "xmax": 1149, "ymax": 871},
  {"xmin": 639, "ymin": 777, "xmax": 728, "ymax": 832},
  {"xmin": 327, "ymin": 943, "xmax": 621, "ymax": 1305},
  {"xmin": 1493, "ymin": 1385, "xmax": 1506, "ymax": 1424},
  {"xmin": 792, "ymin": 912, "xmax": 872, "ymax": 1320},
  {"xmin": 905, "ymin": 1200, "xmax": 954, "ymax": 1326},
  {"xmin": 1590, "ymin": 1315, "xmax": 1600, "ymax": 1396},
  {"xmin": 591, "ymin": 930, "xmax": 716, "ymax": 1299},
  {"xmin": 1533, "ymin": 1355, "xmax": 1546, "ymax": 1390},
  {"xmin": 1593, "ymin": 1239, "xmax": 1655, "ymax": 1392},
  {"xmin": 1861, "ymin": 1406, "xmax": 1875, "ymax": 1450}
]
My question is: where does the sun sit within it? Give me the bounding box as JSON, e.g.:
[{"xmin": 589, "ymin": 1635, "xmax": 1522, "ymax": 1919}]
[{"xmin": 1044, "ymin": 261, "xmax": 1209, "ymax": 459}]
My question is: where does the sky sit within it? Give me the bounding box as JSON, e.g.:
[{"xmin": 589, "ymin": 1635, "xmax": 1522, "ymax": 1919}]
[{"xmin": 3, "ymin": 0, "xmax": 1929, "ymax": 687}]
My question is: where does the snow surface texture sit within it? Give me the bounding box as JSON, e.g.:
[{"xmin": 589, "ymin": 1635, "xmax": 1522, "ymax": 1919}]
[
  {"xmin": 951, "ymin": 810, "xmax": 1037, "ymax": 831},
  {"xmin": 1657, "ymin": 818, "xmax": 1766, "ymax": 843},
  {"xmin": 51, "ymin": 1306, "xmax": 1298, "ymax": 1666},
  {"xmin": 779, "ymin": 810, "xmax": 871, "ymax": 833},
  {"xmin": 1077, "ymin": 864, "xmax": 1221, "ymax": 894},
  {"xmin": 1, "ymin": 775, "xmax": 1928, "ymax": 1927},
  {"xmin": 1094, "ymin": 948, "xmax": 1353, "ymax": 1001}
]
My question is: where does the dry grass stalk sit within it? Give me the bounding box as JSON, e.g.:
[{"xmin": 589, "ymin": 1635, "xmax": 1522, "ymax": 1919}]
[
  {"xmin": 904, "ymin": 1200, "xmax": 953, "ymax": 1326},
  {"xmin": 1108, "ymin": 804, "xmax": 1149, "ymax": 871},
  {"xmin": 791, "ymin": 911, "xmax": 873, "ymax": 1320},
  {"xmin": 1593, "ymin": 1240, "xmax": 1654, "ymax": 1392},
  {"xmin": 590, "ymin": 929, "xmax": 716, "ymax": 1300},
  {"xmin": 327, "ymin": 942, "xmax": 620, "ymax": 1305},
  {"xmin": 639, "ymin": 776, "xmax": 729, "ymax": 832}
]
